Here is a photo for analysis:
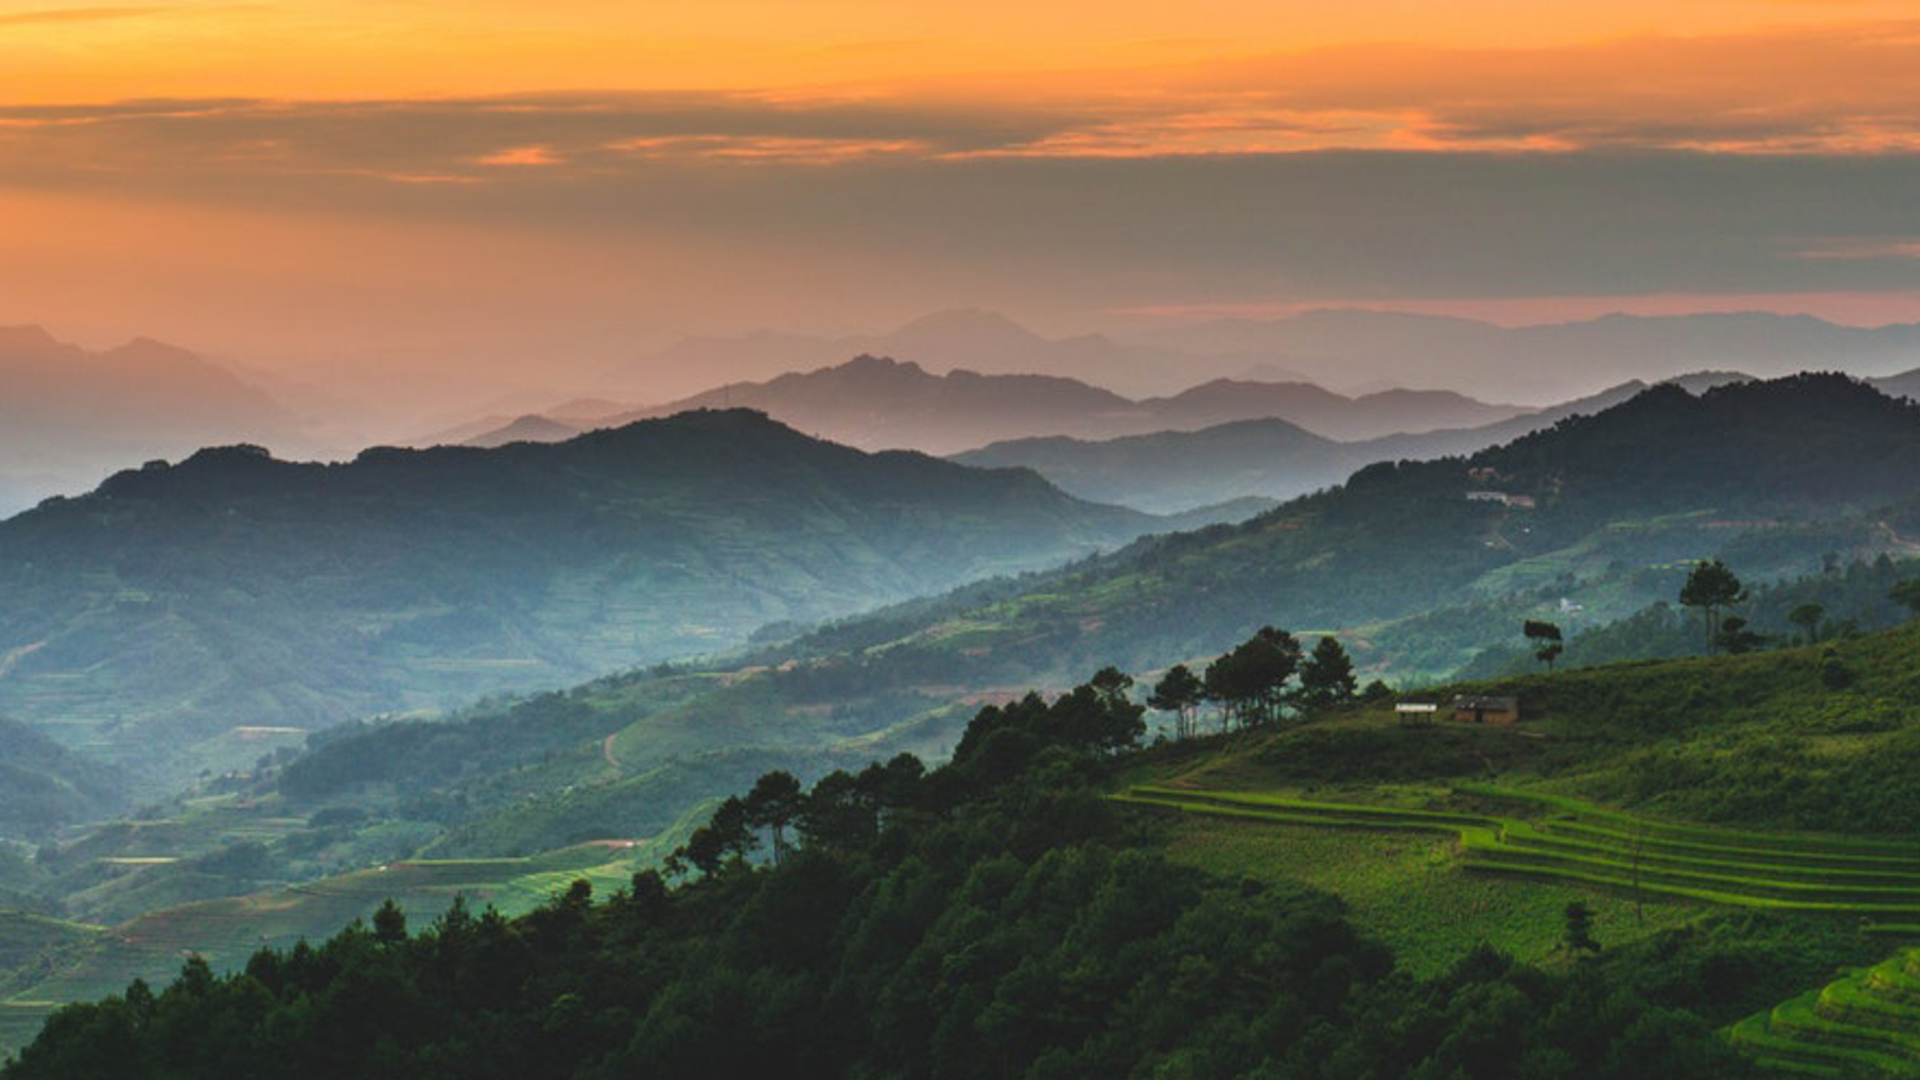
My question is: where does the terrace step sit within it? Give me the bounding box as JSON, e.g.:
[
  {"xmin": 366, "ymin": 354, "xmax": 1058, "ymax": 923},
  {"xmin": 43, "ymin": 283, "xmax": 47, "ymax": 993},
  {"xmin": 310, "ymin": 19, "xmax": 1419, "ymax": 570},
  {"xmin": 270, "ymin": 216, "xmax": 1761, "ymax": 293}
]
[{"xmin": 1730, "ymin": 956, "xmax": 1920, "ymax": 1077}]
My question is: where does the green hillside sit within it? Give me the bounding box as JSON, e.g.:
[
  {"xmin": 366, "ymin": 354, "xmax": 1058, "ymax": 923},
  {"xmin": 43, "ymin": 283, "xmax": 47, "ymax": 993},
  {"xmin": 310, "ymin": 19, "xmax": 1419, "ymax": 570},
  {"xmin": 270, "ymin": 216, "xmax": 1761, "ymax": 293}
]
[
  {"xmin": 0, "ymin": 409, "xmax": 1162, "ymax": 794},
  {"xmin": 215, "ymin": 375, "xmax": 1920, "ymax": 921},
  {"xmin": 0, "ymin": 842, "xmax": 657, "ymax": 1061},
  {"xmin": 0, "ymin": 719, "xmax": 125, "ymax": 840},
  {"xmin": 0, "ymin": 664, "xmax": 1827, "ymax": 1076},
  {"xmin": 1112, "ymin": 620, "xmax": 1920, "ymax": 1075},
  {"xmin": 12, "ymin": 374, "xmax": 1920, "ymax": 1068},
  {"xmin": 770, "ymin": 375, "xmax": 1920, "ymax": 685}
]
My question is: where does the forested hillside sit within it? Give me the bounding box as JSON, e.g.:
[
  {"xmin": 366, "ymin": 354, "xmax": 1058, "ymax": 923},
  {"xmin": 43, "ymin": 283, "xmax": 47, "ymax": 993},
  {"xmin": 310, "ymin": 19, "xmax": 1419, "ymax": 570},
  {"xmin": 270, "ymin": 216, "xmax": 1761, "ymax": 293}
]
[
  {"xmin": 252, "ymin": 375, "xmax": 1920, "ymax": 897},
  {"xmin": 0, "ymin": 409, "xmax": 1160, "ymax": 792},
  {"xmin": 1, "ymin": 674, "xmax": 1803, "ymax": 1080}
]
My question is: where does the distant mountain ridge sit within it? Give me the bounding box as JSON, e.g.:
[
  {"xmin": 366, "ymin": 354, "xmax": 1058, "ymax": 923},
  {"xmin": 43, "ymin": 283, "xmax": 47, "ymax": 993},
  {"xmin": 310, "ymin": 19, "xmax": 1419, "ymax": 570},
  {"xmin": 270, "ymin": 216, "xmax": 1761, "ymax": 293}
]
[
  {"xmin": 226, "ymin": 372, "xmax": 1920, "ymax": 934},
  {"xmin": 600, "ymin": 308, "xmax": 1213, "ymax": 401},
  {"xmin": 602, "ymin": 307, "xmax": 1920, "ymax": 410},
  {"xmin": 501, "ymin": 354, "xmax": 1531, "ymax": 457},
  {"xmin": 952, "ymin": 376, "xmax": 1713, "ymax": 512},
  {"xmin": 0, "ymin": 409, "xmax": 1169, "ymax": 791},
  {"xmin": 1138, "ymin": 309, "xmax": 1920, "ymax": 402},
  {"xmin": 759, "ymin": 372, "xmax": 1920, "ymax": 705},
  {"xmin": 0, "ymin": 325, "xmax": 301, "ymax": 515}
]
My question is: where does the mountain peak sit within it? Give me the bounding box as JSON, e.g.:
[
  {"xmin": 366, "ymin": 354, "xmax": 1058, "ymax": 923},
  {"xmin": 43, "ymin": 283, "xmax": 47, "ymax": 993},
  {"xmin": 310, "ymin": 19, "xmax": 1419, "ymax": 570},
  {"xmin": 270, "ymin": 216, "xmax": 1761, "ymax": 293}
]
[
  {"xmin": 0, "ymin": 324, "xmax": 64, "ymax": 354},
  {"xmin": 105, "ymin": 335, "xmax": 202, "ymax": 364},
  {"xmin": 892, "ymin": 307, "xmax": 1038, "ymax": 336},
  {"xmin": 885, "ymin": 309, "xmax": 1046, "ymax": 353},
  {"xmin": 838, "ymin": 353, "xmax": 928, "ymax": 377}
]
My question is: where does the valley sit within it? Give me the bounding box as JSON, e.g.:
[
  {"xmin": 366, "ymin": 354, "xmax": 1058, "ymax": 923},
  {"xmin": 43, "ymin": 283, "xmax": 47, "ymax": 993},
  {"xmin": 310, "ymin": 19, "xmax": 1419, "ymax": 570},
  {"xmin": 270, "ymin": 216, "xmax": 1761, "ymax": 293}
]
[{"xmin": 6, "ymin": 370, "xmax": 1920, "ymax": 1075}]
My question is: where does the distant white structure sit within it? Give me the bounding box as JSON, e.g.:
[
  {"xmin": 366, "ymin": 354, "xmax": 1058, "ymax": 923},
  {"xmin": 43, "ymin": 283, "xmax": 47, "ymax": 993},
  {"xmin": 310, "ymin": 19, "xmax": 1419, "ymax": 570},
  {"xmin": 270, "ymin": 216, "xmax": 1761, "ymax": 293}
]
[
  {"xmin": 1467, "ymin": 491, "xmax": 1536, "ymax": 509},
  {"xmin": 1395, "ymin": 702, "xmax": 1439, "ymax": 725}
]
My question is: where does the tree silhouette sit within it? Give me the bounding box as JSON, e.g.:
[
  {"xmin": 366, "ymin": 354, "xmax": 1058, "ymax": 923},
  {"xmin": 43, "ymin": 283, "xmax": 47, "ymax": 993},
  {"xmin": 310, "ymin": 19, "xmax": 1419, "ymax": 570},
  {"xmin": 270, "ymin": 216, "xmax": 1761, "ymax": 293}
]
[
  {"xmin": 1562, "ymin": 900, "xmax": 1601, "ymax": 955},
  {"xmin": 1297, "ymin": 636, "xmax": 1358, "ymax": 710},
  {"xmin": 743, "ymin": 771, "xmax": 804, "ymax": 865},
  {"xmin": 1147, "ymin": 664, "xmax": 1204, "ymax": 739},
  {"xmin": 1523, "ymin": 620, "xmax": 1564, "ymax": 672},
  {"xmin": 1679, "ymin": 559, "xmax": 1746, "ymax": 653},
  {"xmin": 1204, "ymin": 627, "xmax": 1301, "ymax": 728},
  {"xmin": 1787, "ymin": 602, "xmax": 1824, "ymax": 644}
]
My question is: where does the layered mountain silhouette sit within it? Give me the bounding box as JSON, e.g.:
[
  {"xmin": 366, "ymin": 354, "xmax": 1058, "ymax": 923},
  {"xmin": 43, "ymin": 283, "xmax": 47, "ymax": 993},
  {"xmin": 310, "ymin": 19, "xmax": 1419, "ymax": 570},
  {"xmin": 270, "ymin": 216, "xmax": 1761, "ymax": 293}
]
[
  {"xmin": 264, "ymin": 373, "xmax": 1920, "ymax": 901},
  {"xmin": 1138, "ymin": 309, "xmax": 1920, "ymax": 402},
  {"xmin": 497, "ymin": 354, "xmax": 1530, "ymax": 457},
  {"xmin": 791, "ymin": 372, "xmax": 1920, "ymax": 686},
  {"xmin": 598, "ymin": 308, "xmax": 1210, "ymax": 400},
  {"xmin": 602, "ymin": 308, "xmax": 1920, "ymax": 409},
  {"xmin": 0, "ymin": 326, "xmax": 301, "ymax": 515},
  {"xmin": 951, "ymin": 376, "xmax": 1730, "ymax": 512},
  {"xmin": 0, "ymin": 410, "xmax": 1165, "ymax": 788}
]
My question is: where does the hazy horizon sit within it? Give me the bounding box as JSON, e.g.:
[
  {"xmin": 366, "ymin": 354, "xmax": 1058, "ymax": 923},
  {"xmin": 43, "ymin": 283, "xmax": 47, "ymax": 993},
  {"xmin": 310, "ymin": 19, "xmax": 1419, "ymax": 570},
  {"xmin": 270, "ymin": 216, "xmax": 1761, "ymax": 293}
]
[{"xmin": 9, "ymin": 1, "xmax": 1920, "ymax": 413}]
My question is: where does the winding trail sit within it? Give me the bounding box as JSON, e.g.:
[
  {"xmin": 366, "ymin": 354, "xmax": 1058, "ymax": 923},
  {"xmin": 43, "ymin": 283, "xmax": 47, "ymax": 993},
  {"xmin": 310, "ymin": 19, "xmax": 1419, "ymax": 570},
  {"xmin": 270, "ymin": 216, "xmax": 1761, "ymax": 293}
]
[{"xmin": 0, "ymin": 641, "xmax": 45, "ymax": 681}]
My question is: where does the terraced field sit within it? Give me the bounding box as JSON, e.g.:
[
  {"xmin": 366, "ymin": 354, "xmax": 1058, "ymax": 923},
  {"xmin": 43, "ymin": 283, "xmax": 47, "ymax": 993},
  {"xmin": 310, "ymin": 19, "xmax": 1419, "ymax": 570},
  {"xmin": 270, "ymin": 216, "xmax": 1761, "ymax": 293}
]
[
  {"xmin": 1124, "ymin": 783, "xmax": 1920, "ymax": 1074},
  {"xmin": 1122, "ymin": 784, "xmax": 1920, "ymax": 921},
  {"xmin": 1731, "ymin": 950, "xmax": 1920, "ymax": 1076}
]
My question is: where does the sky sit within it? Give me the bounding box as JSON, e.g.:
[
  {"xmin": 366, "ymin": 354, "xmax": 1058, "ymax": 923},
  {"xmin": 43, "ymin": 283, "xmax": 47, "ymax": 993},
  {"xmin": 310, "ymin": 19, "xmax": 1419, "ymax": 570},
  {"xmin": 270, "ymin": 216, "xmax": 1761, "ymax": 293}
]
[{"xmin": 8, "ymin": 0, "xmax": 1920, "ymax": 406}]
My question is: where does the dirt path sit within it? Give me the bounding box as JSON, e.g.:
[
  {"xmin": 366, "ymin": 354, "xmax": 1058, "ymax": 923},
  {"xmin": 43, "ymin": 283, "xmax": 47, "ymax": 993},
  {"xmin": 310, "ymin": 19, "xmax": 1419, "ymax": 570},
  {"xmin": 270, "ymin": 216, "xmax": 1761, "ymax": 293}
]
[
  {"xmin": 0, "ymin": 641, "xmax": 45, "ymax": 681},
  {"xmin": 602, "ymin": 733, "xmax": 621, "ymax": 770}
]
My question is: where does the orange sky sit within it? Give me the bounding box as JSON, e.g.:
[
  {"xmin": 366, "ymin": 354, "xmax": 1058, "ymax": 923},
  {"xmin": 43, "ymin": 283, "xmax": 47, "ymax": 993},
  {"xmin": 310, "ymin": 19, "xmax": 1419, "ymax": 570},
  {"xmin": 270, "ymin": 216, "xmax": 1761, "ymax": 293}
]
[
  {"xmin": 9, "ymin": 1, "xmax": 1920, "ymax": 102},
  {"xmin": 8, "ymin": 0, "xmax": 1920, "ymax": 406}
]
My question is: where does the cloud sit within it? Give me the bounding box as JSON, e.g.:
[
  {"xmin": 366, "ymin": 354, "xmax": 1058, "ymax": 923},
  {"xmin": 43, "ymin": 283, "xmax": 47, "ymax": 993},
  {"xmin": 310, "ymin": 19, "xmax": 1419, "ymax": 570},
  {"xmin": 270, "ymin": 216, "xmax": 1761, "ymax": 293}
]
[
  {"xmin": 7, "ymin": 19, "xmax": 1920, "ymax": 198},
  {"xmin": 0, "ymin": 6, "xmax": 170, "ymax": 26},
  {"xmin": 0, "ymin": 4, "xmax": 265, "ymax": 27},
  {"xmin": 477, "ymin": 145, "xmax": 562, "ymax": 167},
  {"xmin": 8, "ymin": 21, "xmax": 1920, "ymax": 338},
  {"xmin": 0, "ymin": 92, "xmax": 1090, "ymax": 189},
  {"xmin": 1802, "ymin": 240, "xmax": 1920, "ymax": 261},
  {"xmin": 1159, "ymin": 21, "xmax": 1920, "ymax": 153}
]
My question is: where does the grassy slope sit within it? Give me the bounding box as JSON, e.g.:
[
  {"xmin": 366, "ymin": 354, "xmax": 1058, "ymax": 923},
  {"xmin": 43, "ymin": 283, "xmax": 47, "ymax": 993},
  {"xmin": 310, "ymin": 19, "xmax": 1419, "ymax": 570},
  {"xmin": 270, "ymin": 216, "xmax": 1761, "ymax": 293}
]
[
  {"xmin": 1122, "ymin": 621, "xmax": 1920, "ymax": 1073},
  {"xmin": 1159, "ymin": 813, "xmax": 1701, "ymax": 976}
]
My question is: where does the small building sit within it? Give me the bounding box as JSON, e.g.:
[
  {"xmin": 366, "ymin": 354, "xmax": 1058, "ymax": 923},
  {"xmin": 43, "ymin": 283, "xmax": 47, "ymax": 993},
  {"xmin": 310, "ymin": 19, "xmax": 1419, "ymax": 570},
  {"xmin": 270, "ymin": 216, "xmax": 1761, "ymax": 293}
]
[
  {"xmin": 1395, "ymin": 702, "xmax": 1439, "ymax": 726},
  {"xmin": 1449, "ymin": 695, "xmax": 1520, "ymax": 725}
]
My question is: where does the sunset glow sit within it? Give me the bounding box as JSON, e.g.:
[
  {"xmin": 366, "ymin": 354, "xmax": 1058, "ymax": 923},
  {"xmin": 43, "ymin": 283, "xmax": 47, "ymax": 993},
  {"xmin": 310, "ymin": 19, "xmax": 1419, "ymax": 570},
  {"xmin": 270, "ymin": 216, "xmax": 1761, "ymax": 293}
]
[{"xmin": 9, "ymin": 1, "xmax": 1920, "ymax": 397}]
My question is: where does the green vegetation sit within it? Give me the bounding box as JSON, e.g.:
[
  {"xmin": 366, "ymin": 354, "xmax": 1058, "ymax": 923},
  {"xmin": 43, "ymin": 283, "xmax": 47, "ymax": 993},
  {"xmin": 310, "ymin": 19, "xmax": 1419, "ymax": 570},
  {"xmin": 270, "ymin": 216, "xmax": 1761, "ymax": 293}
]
[
  {"xmin": 1156, "ymin": 812, "xmax": 1702, "ymax": 975},
  {"xmin": 0, "ymin": 843, "xmax": 649, "ymax": 1060},
  {"xmin": 13, "ymin": 375, "xmax": 1920, "ymax": 1070},
  {"xmin": 1127, "ymin": 784, "xmax": 1920, "ymax": 921},
  {"xmin": 0, "ymin": 720, "xmax": 125, "ymax": 840},
  {"xmin": 0, "ymin": 409, "xmax": 1157, "ymax": 794},
  {"xmin": 1728, "ymin": 949, "xmax": 1920, "ymax": 1076},
  {"xmin": 1462, "ymin": 551, "xmax": 1920, "ymax": 678},
  {"xmin": 2, "ymin": 675, "xmax": 1818, "ymax": 1080}
]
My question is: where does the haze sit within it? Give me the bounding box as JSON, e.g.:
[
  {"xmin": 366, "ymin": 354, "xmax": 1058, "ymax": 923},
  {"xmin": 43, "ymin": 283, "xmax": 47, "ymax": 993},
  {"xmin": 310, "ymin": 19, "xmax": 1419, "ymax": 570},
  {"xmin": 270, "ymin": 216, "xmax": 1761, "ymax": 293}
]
[{"xmin": 8, "ymin": 1, "xmax": 1920, "ymax": 419}]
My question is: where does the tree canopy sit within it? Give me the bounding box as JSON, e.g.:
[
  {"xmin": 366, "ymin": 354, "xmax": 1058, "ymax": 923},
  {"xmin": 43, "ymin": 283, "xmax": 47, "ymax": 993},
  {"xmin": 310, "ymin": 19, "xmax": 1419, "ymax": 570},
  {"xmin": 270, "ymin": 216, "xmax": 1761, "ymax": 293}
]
[{"xmin": 1679, "ymin": 560, "xmax": 1746, "ymax": 652}]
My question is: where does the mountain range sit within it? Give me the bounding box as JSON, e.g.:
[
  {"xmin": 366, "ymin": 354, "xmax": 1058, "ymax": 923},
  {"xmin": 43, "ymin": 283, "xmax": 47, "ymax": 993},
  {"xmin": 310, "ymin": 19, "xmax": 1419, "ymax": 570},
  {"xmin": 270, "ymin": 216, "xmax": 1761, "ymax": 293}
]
[
  {"xmin": 261, "ymin": 373, "xmax": 1920, "ymax": 890},
  {"xmin": 474, "ymin": 354, "xmax": 1531, "ymax": 458},
  {"xmin": 8, "ymin": 371, "xmax": 1920, "ymax": 1052},
  {"xmin": 0, "ymin": 326, "xmax": 303, "ymax": 515},
  {"xmin": 948, "ymin": 375, "xmax": 1748, "ymax": 512},
  {"xmin": 0, "ymin": 409, "xmax": 1175, "ymax": 792},
  {"xmin": 596, "ymin": 308, "xmax": 1214, "ymax": 401},
  {"xmin": 599, "ymin": 307, "xmax": 1920, "ymax": 405},
  {"xmin": 1134, "ymin": 308, "xmax": 1920, "ymax": 401}
]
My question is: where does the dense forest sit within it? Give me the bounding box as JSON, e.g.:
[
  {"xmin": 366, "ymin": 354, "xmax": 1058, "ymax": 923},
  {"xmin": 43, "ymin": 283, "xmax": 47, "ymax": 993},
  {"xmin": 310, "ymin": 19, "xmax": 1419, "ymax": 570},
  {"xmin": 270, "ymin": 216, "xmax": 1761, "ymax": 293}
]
[{"xmin": 2, "ymin": 672, "xmax": 1859, "ymax": 1080}]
